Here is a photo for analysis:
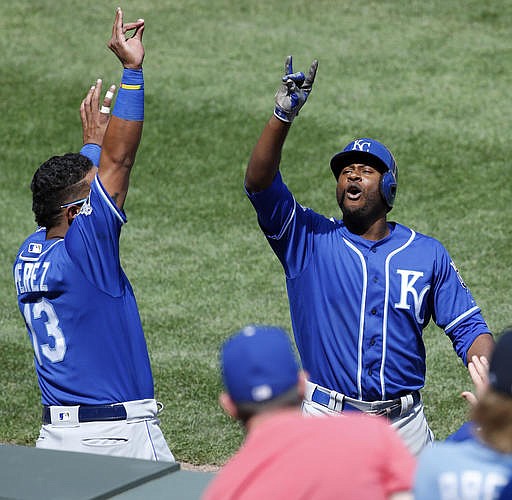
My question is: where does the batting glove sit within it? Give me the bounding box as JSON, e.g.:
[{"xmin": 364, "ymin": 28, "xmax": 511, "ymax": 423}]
[{"xmin": 274, "ymin": 55, "xmax": 318, "ymax": 123}]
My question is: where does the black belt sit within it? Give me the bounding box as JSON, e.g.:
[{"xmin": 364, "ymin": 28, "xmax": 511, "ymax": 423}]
[
  {"xmin": 42, "ymin": 403, "xmax": 127, "ymax": 424},
  {"xmin": 311, "ymin": 388, "xmax": 421, "ymax": 420}
]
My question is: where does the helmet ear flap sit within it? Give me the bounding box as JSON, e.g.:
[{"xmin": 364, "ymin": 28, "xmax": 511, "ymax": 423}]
[{"xmin": 380, "ymin": 171, "xmax": 397, "ymax": 208}]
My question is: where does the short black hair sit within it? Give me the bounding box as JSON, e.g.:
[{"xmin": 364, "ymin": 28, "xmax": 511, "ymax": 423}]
[{"xmin": 31, "ymin": 153, "xmax": 94, "ymax": 228}]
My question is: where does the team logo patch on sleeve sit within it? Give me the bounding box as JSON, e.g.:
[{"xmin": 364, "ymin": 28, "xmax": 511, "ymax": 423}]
[
  {"xmin": 450, "ymin": 261, "xmax": 467, "ymax": 289},
  {"xmin": 79, "ymin": 199, "xmax": 92, "ymax": 216}
]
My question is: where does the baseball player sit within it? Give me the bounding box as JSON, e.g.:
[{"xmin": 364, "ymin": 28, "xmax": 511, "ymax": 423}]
[
  {"xmin": 13, "ymin": 8, "xmax": 174, "ymax": 461},
  {"xmin": 244, "ymin": 56, "xmax": 494, "ymax": 455}
]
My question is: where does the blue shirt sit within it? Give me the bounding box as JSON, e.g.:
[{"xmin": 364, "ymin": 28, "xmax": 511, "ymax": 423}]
[
  {"xmin": 415, "ymin": 439, "xmax": 512, "ymax": 500},
  {"xmin": 247, "ymin": 172, "xmax": 489, "ymax": 400},
  {"xmin": 14, "ymin": 174, "xmax": 154, "ymax": 405}
]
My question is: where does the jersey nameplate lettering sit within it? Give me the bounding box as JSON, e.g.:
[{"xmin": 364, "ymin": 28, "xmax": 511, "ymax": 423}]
[{"xmin": 14, "ymin": 262, "xmax": 51, "ymax": 295}]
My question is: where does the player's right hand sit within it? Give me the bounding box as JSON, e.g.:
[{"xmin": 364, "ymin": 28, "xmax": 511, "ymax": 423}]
[
  {"xmin": 80, "ymin": 79, "xmax": 116, "ymax": 146},
  {"xmin": 107, "ymin": 7, "xmax": 145, "ymax": 69},
  {"xmin": 274, "ymin": 55, "xmax": 318, "ymax": 123}
]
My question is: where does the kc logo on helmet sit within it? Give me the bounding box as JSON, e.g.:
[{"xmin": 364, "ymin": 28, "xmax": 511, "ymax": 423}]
[{"xmin": 352, "ymin": 139, "xmax": 371, "ymax": 152}]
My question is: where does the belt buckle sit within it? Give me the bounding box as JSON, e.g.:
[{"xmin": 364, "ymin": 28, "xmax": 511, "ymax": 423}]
[{"xmin": 49, "ymin": 406, "xmax": 80, "ymax": 427}]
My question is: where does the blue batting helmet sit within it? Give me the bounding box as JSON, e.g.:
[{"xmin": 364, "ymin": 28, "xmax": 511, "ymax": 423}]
[{"xmin": 330, "ymin": 138, "xmax": 398, "ymax": 209}]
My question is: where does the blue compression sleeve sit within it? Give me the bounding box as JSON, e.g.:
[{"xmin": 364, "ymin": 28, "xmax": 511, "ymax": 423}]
[
  {"xmin": 113, "ymin": 68, "xmax": 144, "ymax": 121},
  {"xmin": 80, "ymin": 143, "xmax": 101, "ymax": 167}
]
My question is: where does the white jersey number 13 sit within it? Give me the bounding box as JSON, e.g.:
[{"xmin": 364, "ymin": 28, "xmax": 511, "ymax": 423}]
[{"xmin": 23, "ymin": 299, "xmax": 67, "ymax": 364}]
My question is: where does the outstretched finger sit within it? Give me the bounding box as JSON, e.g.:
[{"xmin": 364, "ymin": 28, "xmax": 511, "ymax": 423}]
[
  {"xmin": 471, "ymin": 355, "xmax": 489, "ymax": 382},
  {"xmin": 91, "ymin": 79, "xmax": 103, "ymax": 110},
  {"xmin": 111, "ymin": 7, "xmax": 121, "ymax": 39},
  {"xmin": 81, "ymin": 84, "xmax": 96, "ymax": 116},
  {"xmin": 303, "ymin": 59, "xmax": 318, "ymax": 90},
  {"xmin": 100, "ymin": 84, "xmax": 116, "ymax": 114},
  {"xmin": 284, "ymin": 55, "xmax": 293, "ymax": 76},
  {"xmin": 80, "ymin": 84, "xmax": 95, "ymax": 128}
]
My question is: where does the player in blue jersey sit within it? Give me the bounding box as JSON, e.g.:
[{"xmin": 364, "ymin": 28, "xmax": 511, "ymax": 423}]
[
  {"xmin": 414, "ymin": 328, "xmax": 512, "ymax": 499},
  {"xmin": 13, "ymin": 8, "xmax": 174, "ymax": 461},
  {"xmin": 244, "ymin": 56, "xmax": 495, "ymax": 455}
]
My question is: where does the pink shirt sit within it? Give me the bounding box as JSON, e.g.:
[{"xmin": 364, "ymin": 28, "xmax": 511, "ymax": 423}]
[{"xmin": 203, "ymin": 411, "xmax": 416, "ymax": 500}]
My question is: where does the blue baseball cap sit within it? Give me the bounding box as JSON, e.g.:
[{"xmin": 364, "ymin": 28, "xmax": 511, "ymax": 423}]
[
  {"xmin": 220, "ymin": 325, "xmax": 300, "ymax": 404},
  {"xmin": 330, "ymin": 138, "xmax": 397, "ymax": 180},
  {"xmin": 489, "ymin": 328, "xmax": 512, "ymax": 397}
]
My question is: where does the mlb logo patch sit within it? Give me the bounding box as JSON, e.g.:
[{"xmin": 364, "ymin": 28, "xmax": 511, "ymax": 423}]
[
  {"xmin": 59, "ymin": 411, "xmax": 71, "ymax": 422},
  {"xmin": 28, "ymin": 243, "xmax": 42, "ymax": 254}
]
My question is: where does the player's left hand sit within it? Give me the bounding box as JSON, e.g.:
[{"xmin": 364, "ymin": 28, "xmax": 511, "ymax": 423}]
[
  {"xmin": 461, "ymin": 354, "xmax": 489, "ymax": 407},
  {"xmin": 80, "ymin": 79, "xmax": 116, "ymax": 146},
  {"xmin": 274, "ymin": 55, "xmax": 318, "ymax": 123}
]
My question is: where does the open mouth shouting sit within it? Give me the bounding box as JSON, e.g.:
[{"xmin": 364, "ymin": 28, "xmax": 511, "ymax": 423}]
[{"xmin": 345, "ymin": 182, "xmax": 363, "ymax": 202}]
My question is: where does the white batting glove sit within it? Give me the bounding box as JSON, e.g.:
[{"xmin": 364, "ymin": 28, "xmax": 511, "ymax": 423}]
[{"xmin": 274, "ymin": 55, "xmax": 318, "ymax": 123}]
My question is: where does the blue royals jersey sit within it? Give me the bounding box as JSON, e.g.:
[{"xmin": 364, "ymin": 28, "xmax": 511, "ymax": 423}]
[
  {"xmin": 414, "ymin": 439, "xmax": 512, "ymax": 499},
  {"xmin": 247, "ymin": 172, "xmax": 489, "ymax": 400},
  {"xmin": 13, "ymin": 174, "xmax": 154, "ymax": 406}
]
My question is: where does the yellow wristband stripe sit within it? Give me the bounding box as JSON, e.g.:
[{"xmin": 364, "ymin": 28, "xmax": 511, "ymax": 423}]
[{"xmin": 120, "ymin": 83, "xmax": 142, "ymax": 90}]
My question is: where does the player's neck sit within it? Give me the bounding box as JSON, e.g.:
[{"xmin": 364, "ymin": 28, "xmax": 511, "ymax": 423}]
[
  {"xmin": 344, "ymin": 215, "xmax": 390, "ymax": 241},
  {"xmin": 46, "ymin": 223, "xmax": 68, "ymax": 240}
]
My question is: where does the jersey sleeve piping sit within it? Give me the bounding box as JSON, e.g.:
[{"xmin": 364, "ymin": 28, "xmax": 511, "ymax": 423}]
[
  {"xmin": 445, "ymin": 306, "xmax": 481, "ymax": 333},
  {"xmin": 94, "ymin": 176, "xmax": 126, "ymax": 224},
  {"xmin": 342, "ymin": 237, "xmax": 367, "ymax": 399},
  {"xmin": 380, "ymin": 228, "xmax": 416, "ymax": 398},
  {"xmin": 265, "ymin": 198, "xmax": 297, "ymax": 240}
]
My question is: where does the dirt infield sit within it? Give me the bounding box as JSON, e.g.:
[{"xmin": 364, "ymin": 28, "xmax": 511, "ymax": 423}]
[{"xmin": 180, "ymin": 462, "xmax": 220, "ymax": 473}]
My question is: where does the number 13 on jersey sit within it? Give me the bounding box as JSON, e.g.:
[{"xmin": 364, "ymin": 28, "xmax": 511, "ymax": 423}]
[{"xmin": 23, "ymin": 299, "xmax": 67, "ymax": 364}]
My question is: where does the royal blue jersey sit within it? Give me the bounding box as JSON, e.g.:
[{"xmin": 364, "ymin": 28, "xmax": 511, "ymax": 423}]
[
  {"xmin": 14, "ymin": 174, "xmax": 154, "ymax": 406},
  {"xmin": 247, "ymin": 172, "xmax": 489, "ymax": 400},
  {"xmin": 414, "ymin": 440, "xmax": 512, "ymax": 500}
]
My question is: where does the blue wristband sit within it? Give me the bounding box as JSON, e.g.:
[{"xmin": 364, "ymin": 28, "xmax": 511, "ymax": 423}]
[
  {"xmin": 80, "ymin": 143, "xmax": 101, "ymax": 167},
  {"xmin": 113, "ymin": 68, "xmax": 144, "ymax": 121}
]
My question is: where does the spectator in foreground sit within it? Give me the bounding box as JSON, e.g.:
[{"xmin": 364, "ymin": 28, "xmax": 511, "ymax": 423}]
[
  {"xmin": 415, "ymin": 328, "xmax": 512, "ymax": 499},
  {"xmin": 203, "ymin": 325, "xmax": 415, "ymax": 500}
]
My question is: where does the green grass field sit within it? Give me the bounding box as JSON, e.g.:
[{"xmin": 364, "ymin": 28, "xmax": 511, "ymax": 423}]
[{"xmin": 1, "ymin": 0, "xmax": 511, "ymax": 465}]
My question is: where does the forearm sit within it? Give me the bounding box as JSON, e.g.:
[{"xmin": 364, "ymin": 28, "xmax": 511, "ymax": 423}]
[
  {"xmin": 467, "ymin": 333, "xmax": 494, "ymax": 365},
  {"xmin": 101, "ymin": 115, "xmax": 142, "ymax": 170},
  {"xmin": 98, "ymin": 9, "xmax": 145, "ymax": 208},
  {"xmin": 245, "ymin": 115, "xmax": 291, "ymax": 193},
  {"xmin": 99, "ymin": 70, "xmax": 143, "ymax": 208}
]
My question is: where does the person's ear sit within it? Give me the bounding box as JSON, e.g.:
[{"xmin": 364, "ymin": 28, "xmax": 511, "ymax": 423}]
[
  {"xmin": 66, "ymin": 205, "xmax": 82, "ymax": 225},
  {"xmin": 219, "ymin": 392, "xmax": 238, "ymax": 419}
]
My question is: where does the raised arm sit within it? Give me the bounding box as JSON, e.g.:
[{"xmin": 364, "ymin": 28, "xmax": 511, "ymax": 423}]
[
  {"xmin": 245, "ymin": 56, "xmax": 318, "ymax": 193},
  {"xmin": 99, "ymin": 7, "xmax": 145, "ymax": 209}
]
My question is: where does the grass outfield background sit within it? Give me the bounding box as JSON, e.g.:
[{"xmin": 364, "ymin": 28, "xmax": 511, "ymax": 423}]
[{"xmin": 1, "ymin": 0, "xmax": 511, "ymax": 465}]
